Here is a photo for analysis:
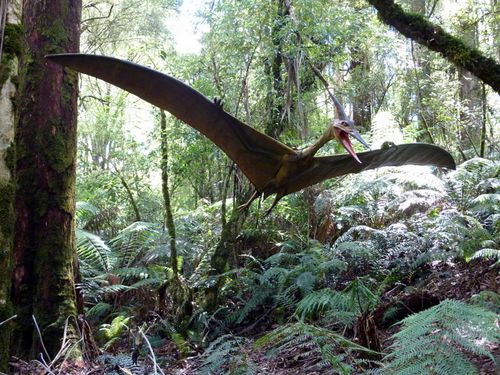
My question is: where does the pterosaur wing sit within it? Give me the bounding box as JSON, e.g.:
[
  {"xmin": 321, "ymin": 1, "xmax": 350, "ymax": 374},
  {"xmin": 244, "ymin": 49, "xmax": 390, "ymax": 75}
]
[
  {"xmin": 284, "ymin": 143, "xmax": 456, "ymax": 194},
  {"xmin": 46, "ymin": 54, "xmax": 294, "ymax": 191}
]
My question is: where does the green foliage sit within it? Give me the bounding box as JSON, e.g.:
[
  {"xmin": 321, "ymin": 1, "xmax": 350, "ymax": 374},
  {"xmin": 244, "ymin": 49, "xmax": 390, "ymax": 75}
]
[
  {"xmin": 71, "ymin": 1, "xmax": 500, "ymax": 373},
  {"xmin": 199, "ymin": 335, "xmax": 256, "ymax": 375},
  {"xmin": 171, "ymin": 332, "xmax": 190, "ymax": 359},
  {"xmin": 471, "ymin": 248, "xmax": 500, "ymax": 267},
  {"xmin": 383, "ymin": 299, "xmax": 499, "ymax": 374},
  {"xmin": 75, "ymin": 203, "xmax": 172, "ymax": 320},
  {"xmin": 99, "ymin": 315, "xmax": 130, "ymax": 350},
  {"xmin": 445, "ymin": 158, "xmax": 499, "ymax": 213},
  {"xmin": 255, "ymin": 322, "xmax": 376, "ymax": 373},
  {"xmin": 295, "ymin": 288, "xmax": 356, "ymax": 327},
  {"xmin": 223, "ymin": 239, "xmax": 346, "ymax": 328},
  {"xmin": 470, "ymin": 291, "xmax": 500, "ymax": 313}
]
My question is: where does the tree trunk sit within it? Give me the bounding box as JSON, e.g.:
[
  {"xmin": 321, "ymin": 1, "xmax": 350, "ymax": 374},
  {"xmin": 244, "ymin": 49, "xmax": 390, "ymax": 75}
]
[
  {"xmin": 367, "ymin": 0, "xmax": 500, "ymax": 92},
  {"xmin": 204, "ymin": 198, "xmax": 250, "ymax": 312},
  {"xmin": 349, "ymin": 46, "xmax": 372, "ymax": 131},
  {"xmin": 11, "ymin": 0, "xmax": 82, "ymax": 359},
  {"xmin": 264, "ymin": 0, "xmax": 290, "ymax": 139},
  {"xmin": 160, "ymin": 110, "xmax": 178, "ymax": 279},
  {"xmin": 0, "ymin": 0, "xmax": 22, "ymax": 370}
]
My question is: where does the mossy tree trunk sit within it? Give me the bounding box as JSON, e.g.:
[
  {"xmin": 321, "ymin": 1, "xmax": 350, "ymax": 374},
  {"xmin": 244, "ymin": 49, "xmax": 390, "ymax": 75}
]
[
  {"xmin": 159, "ymin": 111, "xmax": 194, "ymax": 329},
  {"xmin": 160, "ymin": 111, "xmax": 178, "ymax": 279},
  {"xmin": 367, "ymin": 0, "xmax": 500, "ymax": 93},
  {"xmin": 204, "ymin": 199, "xmax": 250, "ymax": 312},
  {"xmin": 264, "ymin": 0, "xmax": 290, "ymax": 139},
  {"xmin": 0, "ymin": 1, "xmax": 22, "ymax": 371},
  {"xmin": 11, "ymin": 0, "xmax": 82, "ymax": 359}
]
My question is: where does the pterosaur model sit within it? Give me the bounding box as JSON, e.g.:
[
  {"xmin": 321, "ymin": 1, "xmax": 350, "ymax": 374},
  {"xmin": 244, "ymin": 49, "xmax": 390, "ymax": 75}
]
[{"xmin": 47, "ymin": 54, "xmax": 455, "ymax": 211}]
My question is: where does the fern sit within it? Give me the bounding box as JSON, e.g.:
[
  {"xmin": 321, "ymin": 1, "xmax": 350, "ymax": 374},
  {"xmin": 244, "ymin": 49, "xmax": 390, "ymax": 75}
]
[
  {"xmin": 295, "ymin": 288, "xmax": 356, "ymax": 327},
  {"xmin": 225, "ymin": 240, "xmax": 336, "ymax": 328},
  {"xmin": 76, "ymin": 228, "xmax": 114, "ymax": 275},
  {"xmin": 470, "ymin": 291, "xmax": 500, "ymax": 313},
  {"xmin": 383, "ymin": 299, "xmax": 499, "ymax": 375},
  {"xmin": 99, "ymin": 315, "xmax": 130, "ymax": 350},
  {"xmin": 471, "ymin": 248, "xmax": 500, "ymax": 267},
  {"xmin": 76, "ymin": 201, "xmax": 100, "ymax": 228},
  {"xmin": 445, "ymin": 157, "xmax": 499, "ymax": 212},
  {"xmin": 199, "ymin": 334, "xmax": 256, "ymax": 375},
  {"xmin": 255, "ymin": 322, "xmax": 376, "ymax": 373},
  {"xmin": 109, "ymin": 221, "xmax": 161, "ymax": 267}
]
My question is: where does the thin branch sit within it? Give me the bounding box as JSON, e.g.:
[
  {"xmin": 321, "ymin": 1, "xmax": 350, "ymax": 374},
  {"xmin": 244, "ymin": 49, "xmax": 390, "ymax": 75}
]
[{"xmin": 0, "ymin": 314, "xmax": 17, "ymax": 326}]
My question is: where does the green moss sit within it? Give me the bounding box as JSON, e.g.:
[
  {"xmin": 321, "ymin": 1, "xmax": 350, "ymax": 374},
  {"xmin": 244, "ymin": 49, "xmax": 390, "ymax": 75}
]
[
  {"xmin": 40, "ymin": 18, "xmax": 72, "ymax": 55},
  {"xmin": 0, "ymin": 24, "xmax": 23, "ymax": 86},
  {"xmin": 45, "ymin": 120, "xmax": 75, "ymax": 173},
  {"xmin": 3, "ymin": 24, "xmax": 24, "ymax": 56}
]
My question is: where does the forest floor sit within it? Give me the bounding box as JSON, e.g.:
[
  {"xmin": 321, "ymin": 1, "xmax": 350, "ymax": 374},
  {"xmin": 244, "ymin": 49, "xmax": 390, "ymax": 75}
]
[{"xmin": 8, "ymin": 259, "xmax": 499, "ymax": 375}]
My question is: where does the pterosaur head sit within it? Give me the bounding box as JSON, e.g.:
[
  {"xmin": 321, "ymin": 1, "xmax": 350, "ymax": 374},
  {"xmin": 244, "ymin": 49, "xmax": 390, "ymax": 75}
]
[{"xmin": 333, "ymin": 119, "xmax": 370, "ymax": 164}]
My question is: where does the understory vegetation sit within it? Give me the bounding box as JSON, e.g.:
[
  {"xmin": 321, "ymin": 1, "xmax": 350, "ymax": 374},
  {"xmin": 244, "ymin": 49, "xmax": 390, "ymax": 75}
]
[{"xmin": 71, "ymin": 157, "xmax": 499, "ymax": 374}]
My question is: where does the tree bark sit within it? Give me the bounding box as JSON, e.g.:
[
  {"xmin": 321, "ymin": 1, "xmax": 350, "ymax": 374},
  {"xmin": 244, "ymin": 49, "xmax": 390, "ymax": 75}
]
[
  {"xmin": 367, "ymin": 0, "xmax": 500, "ymax": 93},
  {"xmin": 0, "ymin": 0, "xmax": 22, "ymax": 370},
  {"xmin": 11, "ymin": 0, "xmax": 82, "ymax": 359}
]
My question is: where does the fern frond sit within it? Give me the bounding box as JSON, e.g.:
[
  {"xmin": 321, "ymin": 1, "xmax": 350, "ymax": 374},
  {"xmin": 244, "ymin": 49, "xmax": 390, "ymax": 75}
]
[
  {"xmin": 199, "ymin": 335, "xmax": 254, "ymax": 375},
  {"xmin": 295, "ymin": 289, "xmax": 354, "ymax": 324},
  {"xmin": 109, "ymin": 221, "xmax": 161, "ymax": 267},
  {"xmin": 471, "ymin": 248, "xmax": 500, "ymax": 267},
  {"xmin": 255, "ymin": 322, "xmax": 376, "ymax": 373},
  {"xmin": 383, "ymin": 299, "xmax": 499, "ymax": 374},
  {"xmin": 76, "ymin": 201, "xmax": 99, "ymax": 228},
  {"xmin": 76, "ymin": 228, "xmax": 113, "ymax": 274}
]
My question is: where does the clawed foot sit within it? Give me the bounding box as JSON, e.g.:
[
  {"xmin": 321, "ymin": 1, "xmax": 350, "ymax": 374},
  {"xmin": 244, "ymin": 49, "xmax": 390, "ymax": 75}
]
[
  {"xmin": 238, "ymin": 190, "xmax": 261, "ymax": 211},
  {"xmin": 213, "ymin": 97, "xmax": 224, "ymax": 110}
]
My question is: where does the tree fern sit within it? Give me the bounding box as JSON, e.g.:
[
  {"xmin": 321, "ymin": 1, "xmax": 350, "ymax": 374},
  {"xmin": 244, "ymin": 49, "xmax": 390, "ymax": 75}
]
[
  {"xmin": 444, "ymin": 157, "xmax": 499, "ymax": 212},
  {"xmin": 383, "ymin": 299, "xmax": 499, "ymax": 375},
  {"xmin": 109, "ymin": 221, "xmax": 161, "ymax": 267},
  {"xmin": 76, "ymin": 228, "xmax": 114, "ymax": 276},
  {"xmin": 76, "ymin": 201, "xmax": 100, "ymax": 228}
]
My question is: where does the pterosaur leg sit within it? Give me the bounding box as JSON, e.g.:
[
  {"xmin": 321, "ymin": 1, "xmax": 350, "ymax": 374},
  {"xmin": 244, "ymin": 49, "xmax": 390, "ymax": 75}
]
[
  {"xmin": 264, "ymin": 193, "xmax": 285, "ymax": 216},
  {"xmin": 238, "ymin": 189, "xmax": 261, "ymax": 211}
]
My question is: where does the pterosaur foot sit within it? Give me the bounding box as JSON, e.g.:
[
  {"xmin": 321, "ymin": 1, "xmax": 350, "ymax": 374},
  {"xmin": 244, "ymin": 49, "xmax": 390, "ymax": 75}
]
[
  {"xmin": 238, "ymin": 190, "xmax": 261, "ymax": 211},
  {"xmin": 264, "ymin": 193, "xmax": 284, "ymax": 217},
  {"xmin": 213, "ymin": 97, "xmax": 224, "ymax": 110}
]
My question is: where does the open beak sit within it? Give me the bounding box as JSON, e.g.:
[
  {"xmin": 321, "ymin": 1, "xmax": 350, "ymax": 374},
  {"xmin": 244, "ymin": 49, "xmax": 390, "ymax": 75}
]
[{"xmin": 335, "ymin": 127, "xmax": 370, "ymax": 164}]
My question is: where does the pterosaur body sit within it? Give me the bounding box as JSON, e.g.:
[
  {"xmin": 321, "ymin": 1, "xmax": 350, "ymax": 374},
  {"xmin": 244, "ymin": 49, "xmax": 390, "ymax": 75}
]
[{"xmin": 47, "ymin": 54, "xmax": 455, "ymax": 210}]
